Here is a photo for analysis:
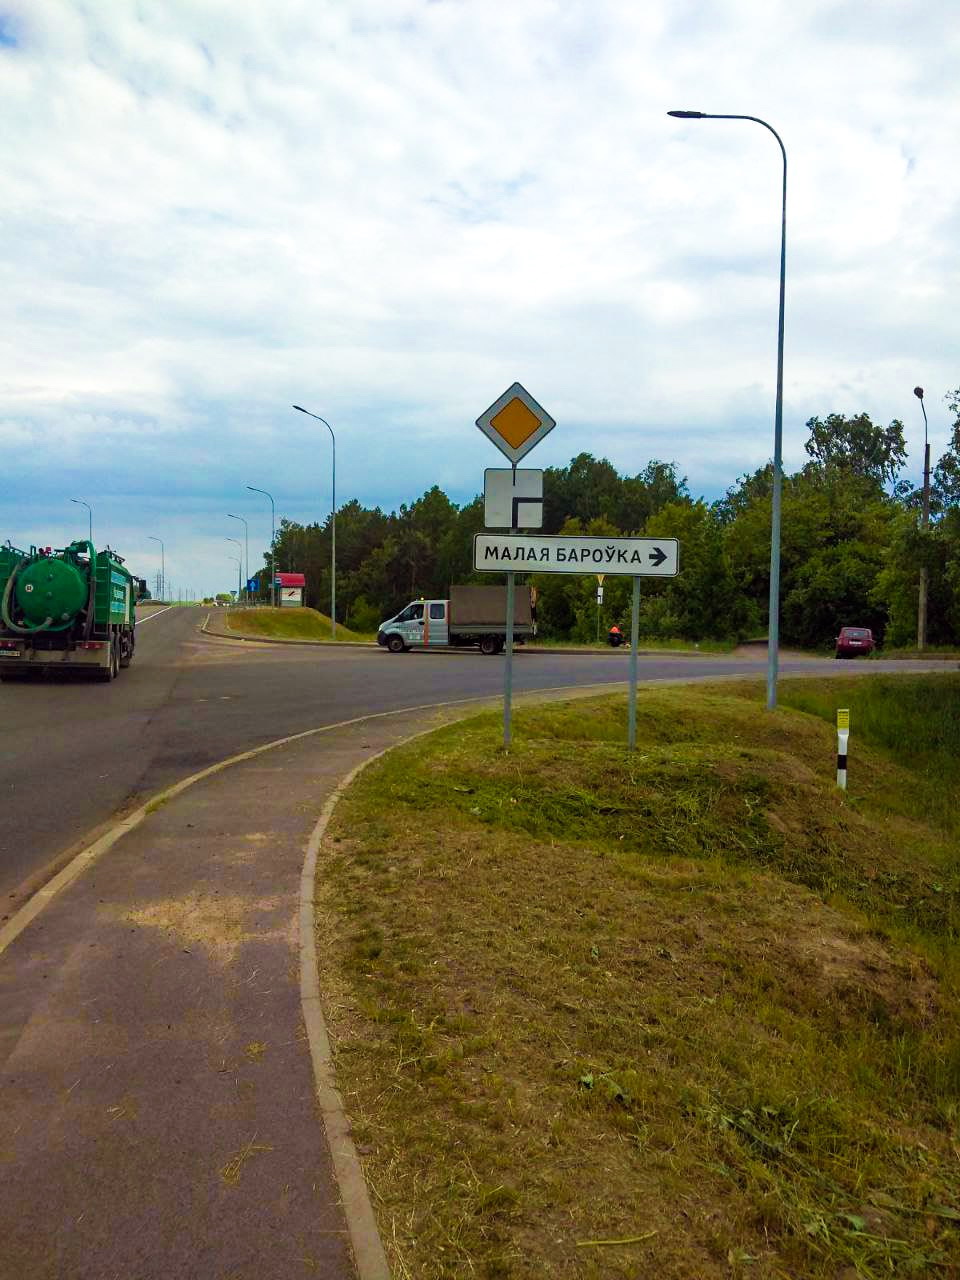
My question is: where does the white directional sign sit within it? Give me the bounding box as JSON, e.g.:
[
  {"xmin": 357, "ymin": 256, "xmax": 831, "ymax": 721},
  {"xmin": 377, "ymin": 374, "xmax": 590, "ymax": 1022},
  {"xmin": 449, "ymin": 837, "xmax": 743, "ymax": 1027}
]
[
  {"xmin": 474, "ymin": 534, "xmax": 680, "ymax": 577},
  {"xmin": 476, "ymin": 382, "xmax": 556, "ymax": 465},
  {"xmin": 484, "ymin": 468, "xmax": 543, "ymax": 529}
]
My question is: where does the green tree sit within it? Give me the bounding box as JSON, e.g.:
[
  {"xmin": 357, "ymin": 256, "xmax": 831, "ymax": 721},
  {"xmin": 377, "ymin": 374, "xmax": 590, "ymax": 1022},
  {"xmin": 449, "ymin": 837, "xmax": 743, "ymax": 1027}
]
[
  {"xmin": 725, "ymin": 467, "xmax": 895, "ymax": 648},
  {"xmin": 803, "ymin": 412, "xmax": 907, "ymax": 488},
  {"xmin": 611, "ymin": 460, "xmax": 690, "ymax": 532},
  {"xmin": 642, "ymin": 502, "xmax": 751, "ymax": 641},
  {"xmin": 542, "ymin": 454, "xmax": 622, "ymax": 532},
  {"xmin": 932, "ymin": 387, "xmax": 960, "ymax": 509}
]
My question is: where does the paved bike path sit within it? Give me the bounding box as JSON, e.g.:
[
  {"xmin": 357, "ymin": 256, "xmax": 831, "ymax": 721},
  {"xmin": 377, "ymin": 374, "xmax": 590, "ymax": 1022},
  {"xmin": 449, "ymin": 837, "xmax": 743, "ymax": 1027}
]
[{"xmin": 0, "ymin": 710, "xmax": 445, "ymax": 1280}]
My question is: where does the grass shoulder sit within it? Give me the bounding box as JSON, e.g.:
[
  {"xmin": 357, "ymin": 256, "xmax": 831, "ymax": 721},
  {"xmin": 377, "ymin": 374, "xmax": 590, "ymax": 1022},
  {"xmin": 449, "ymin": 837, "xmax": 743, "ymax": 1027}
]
[
  {"xmin": 529, "ymin": 635, "xmax": 737, "ymax": 653},
  {"xmin": 317, "ymin": 676, "xmax": 960, "ymax": 1279},
  {"xmin": 223, "ymin": 606, "xmax": 371, "ymax": 642}
]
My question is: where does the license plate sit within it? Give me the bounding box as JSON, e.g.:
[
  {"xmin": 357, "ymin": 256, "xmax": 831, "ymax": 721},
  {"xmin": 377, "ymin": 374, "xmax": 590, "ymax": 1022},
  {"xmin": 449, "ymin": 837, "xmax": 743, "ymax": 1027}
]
[{"xmin": 0, "ymin": 651, "xmax": 21, "ymax": 659}]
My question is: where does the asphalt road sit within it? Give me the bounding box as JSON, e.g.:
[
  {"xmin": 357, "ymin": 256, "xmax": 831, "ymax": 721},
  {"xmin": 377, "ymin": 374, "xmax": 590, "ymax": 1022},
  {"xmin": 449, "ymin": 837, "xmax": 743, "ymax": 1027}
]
[{"xmin": 0, "ymin": 605, "xmax": 937, "ymax": 908}]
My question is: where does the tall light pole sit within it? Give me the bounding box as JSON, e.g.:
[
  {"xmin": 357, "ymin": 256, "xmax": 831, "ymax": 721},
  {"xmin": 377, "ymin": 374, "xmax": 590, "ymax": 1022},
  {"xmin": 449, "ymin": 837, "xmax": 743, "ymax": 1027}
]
[
  {"xmin": 227, "ymin": 554, "xmax": 242, "ymax": 603},
  {"xmin": 914, "ymin": 386, "xmax": 930, "ymax": 651},
  {"xmin": 668, "ymin": 109, "xmax": 787, "ymax": 710},
  {"xmin": 71, "ymin": 498, "xmax": 93, "ymax": 544},
  {"xmin": 247, "ymin": 485, "xmax": 276, "ymax": 607},
  {"xmin": 148, "ymin": 535, "xmax": 165, "ymax": 601},
  {"xmin": 226, "ymin": 536, "xmax": 243, "ymax": 604},
  {"xmin": 227, "ymin": 513, "xmax": 249, "ymax": 603},
  {"xmin": 293, "ymin": 405, "xmax": 337, "ymax": 639}
]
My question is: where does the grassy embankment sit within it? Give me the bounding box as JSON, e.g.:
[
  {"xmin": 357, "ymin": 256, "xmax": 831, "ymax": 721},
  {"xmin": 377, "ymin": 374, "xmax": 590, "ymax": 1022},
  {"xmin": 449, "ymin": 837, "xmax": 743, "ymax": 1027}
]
[
  {"xmin": 317, "ymin": 674, "xmax": 960, "ymax": 1280},
  {"xmin": 223, "ymin": 606, "xmax": 371, "ymax": 642}
]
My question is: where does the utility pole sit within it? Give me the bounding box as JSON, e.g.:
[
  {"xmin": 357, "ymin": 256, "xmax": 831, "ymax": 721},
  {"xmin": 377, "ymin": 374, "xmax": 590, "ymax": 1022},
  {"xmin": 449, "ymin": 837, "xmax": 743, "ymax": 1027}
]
[{"xmin": 914, "ymin": 387, "xmax": 930, "ymax": 651}]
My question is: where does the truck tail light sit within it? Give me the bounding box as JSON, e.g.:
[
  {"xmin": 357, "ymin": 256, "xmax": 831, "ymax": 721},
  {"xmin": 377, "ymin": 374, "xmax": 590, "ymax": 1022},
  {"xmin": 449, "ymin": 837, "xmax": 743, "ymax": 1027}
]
[{"xmin": 79, "ymin": 641, "xmax": 106, "ymax": 650}]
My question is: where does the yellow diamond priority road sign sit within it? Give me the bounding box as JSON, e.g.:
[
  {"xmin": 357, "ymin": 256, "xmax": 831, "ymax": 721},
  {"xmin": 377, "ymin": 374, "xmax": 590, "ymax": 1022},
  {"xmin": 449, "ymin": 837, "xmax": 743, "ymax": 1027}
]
[{"xmin": 476, "ymin": 382, "xmax": 556, "ymax": 465}]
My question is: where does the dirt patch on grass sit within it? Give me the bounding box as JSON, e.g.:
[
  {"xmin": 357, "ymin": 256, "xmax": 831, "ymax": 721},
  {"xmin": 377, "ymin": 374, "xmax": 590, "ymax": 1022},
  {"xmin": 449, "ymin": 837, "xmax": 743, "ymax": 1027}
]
[{"xmin": 317, "ymin": 685, "xmax": 960, "ymax": 1279}]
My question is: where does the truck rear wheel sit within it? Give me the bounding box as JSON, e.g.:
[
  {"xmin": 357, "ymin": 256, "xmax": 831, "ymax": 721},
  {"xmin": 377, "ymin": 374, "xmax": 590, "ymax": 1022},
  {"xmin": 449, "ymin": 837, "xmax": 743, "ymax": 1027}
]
[
  {"xmin": 386, "ymin": 634, "xmax": 406, "ymax": 654},
  {"xmin": 97, "ymin": 635, "xmax": 119, "ymax": 682},
  {"xmin": 479, "ymin": 635, "xmax": 500, "ymax": 656}
]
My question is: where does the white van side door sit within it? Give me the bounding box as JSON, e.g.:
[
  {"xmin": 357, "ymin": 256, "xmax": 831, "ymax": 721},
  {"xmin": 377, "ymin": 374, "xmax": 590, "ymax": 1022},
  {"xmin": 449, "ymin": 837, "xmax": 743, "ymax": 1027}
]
[{"xmin": 425, "ymin": 600, "xmax": 448, "ymax": 646}]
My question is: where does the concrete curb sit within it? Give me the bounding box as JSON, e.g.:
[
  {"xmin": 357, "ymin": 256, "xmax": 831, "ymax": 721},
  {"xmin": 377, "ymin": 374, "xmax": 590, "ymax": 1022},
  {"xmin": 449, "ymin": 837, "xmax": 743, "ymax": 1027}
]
[
  {"xmin": 200, "ymin": 615, "xmax": 733, "ymax": 659},
  {"xmin": 301, "ymin": 755, "xmax": 395, "ymax": 1280}
]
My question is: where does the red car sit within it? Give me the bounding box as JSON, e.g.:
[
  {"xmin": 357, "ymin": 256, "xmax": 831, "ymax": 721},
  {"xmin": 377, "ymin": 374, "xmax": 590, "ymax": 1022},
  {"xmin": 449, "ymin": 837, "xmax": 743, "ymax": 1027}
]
[{"xmin": 835, "ymin": 626, "xmax": 875, "ymax": 658}]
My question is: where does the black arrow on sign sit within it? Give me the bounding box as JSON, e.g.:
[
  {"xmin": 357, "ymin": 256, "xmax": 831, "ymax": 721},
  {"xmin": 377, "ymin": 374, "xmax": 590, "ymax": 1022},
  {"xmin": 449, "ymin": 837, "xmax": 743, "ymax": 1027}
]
[{"xmin": 648, "ymin": 546, "xmax": 668, "ymax": 567}]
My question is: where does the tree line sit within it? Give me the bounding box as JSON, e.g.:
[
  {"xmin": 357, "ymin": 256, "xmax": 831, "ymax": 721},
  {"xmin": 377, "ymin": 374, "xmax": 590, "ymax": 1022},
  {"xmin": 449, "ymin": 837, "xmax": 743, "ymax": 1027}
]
[{"xmin": 255, "ymin": 390, "xmax": 960, "ymax": 649}]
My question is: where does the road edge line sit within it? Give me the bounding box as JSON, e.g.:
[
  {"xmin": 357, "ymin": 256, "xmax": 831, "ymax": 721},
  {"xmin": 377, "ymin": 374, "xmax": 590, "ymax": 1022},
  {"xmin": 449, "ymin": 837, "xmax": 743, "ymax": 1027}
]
[{"xmin": 134, "ymin": 603, "xmax": 178, "ymax": 626}]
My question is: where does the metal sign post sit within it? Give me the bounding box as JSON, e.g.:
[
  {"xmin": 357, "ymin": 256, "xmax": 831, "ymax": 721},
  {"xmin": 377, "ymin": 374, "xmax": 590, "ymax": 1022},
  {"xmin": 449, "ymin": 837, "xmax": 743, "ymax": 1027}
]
[
  {"xmin": 628, "ymin": 577, "xmax": 641, "ymax": 750},
  {"xmin": 504, "ymin": 556, "xmax": 516, "ymax": 747},
  {"xmin": 477, "ymin": 385, "xmax": 556, "ymax": 751}
]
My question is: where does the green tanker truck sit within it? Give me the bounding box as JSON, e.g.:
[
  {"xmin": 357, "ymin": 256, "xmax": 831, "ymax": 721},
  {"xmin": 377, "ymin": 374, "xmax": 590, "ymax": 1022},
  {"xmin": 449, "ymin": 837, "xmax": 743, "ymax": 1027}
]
[{"xmin": 0, "ymin": 540, "xmax": 144, "ymax": 682}]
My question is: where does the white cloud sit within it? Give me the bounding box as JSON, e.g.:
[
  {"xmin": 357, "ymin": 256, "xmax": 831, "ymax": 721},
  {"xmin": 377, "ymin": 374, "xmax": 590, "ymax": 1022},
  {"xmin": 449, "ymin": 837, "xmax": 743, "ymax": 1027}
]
[{"xmin": 2, "ymin": 0, "xmax": 958, "ymax": 592}]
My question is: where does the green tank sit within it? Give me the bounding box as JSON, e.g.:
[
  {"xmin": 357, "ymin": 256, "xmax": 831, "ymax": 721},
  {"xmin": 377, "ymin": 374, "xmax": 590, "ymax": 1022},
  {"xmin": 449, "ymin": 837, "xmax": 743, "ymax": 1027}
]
[
  {"xmin": 15, "ymin": 555, "xmax": 88, "ymax": 625},
  {"xmin": 0, "ymin": 540, "xmax": 143, "ymax": 682}
]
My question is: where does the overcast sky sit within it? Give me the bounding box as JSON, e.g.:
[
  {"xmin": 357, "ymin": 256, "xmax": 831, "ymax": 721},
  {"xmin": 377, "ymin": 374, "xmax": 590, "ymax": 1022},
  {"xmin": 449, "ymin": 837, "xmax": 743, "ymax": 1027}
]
[{"xmin": 2, "ymin": 0, "xmax": 957, "ymax": 597}]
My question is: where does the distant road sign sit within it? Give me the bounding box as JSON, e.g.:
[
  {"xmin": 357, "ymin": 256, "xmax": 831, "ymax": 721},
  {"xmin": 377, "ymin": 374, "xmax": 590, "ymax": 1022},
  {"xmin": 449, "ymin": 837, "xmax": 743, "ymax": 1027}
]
[
  {"xmin": 474, "ymin": 534, "xmax": 679, "ymax": 577},
  {"xmin": 476, "ymin": 383, "xmax": 556, "ymax": 464},
  {"xmin": 484, "ymin": 468, "xmax": 543, "ymax": 528}
]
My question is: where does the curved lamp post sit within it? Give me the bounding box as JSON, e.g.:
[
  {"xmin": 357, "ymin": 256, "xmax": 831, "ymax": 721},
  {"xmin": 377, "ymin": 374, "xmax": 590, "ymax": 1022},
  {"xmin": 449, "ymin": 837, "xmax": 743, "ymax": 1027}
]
[
  {"xmin": 913, "ymin": 386, "xmax": 930, "ymax": 651},
  {"xmin": 668, "ymin": 109, "xmax": 787, "ymax": 710},
  {"xmin": 292, "ymin": 405, "xmax": 337, "ymax": 638},
  {"xmin": 227, "ymin": 554, "xmax": 242, "ymax": 603},
  {"xmin": 71, "ymin": 498, "xmax": 93, "ymax": 544},
  {"xmin": 226, "ymin": 537, "xmax": 243, "ymax": 603},
  {"xmin": 227, "ymin": 513, "xmax": 249, "ymax": 602},
  {"xmin": 148, "ymin": 535, "xmax": 165, "ymax": 602},
  {"xmin": 246, "ymin": 485, "xmax": 276, "ymax": 607}
]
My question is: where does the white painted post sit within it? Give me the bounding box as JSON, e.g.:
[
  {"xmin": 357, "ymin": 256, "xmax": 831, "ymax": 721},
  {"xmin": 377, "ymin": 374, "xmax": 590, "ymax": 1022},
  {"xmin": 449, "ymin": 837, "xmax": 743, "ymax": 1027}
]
[{"xmin": 836, "ymin": 708, "xmax": 850, "ymax": 789}]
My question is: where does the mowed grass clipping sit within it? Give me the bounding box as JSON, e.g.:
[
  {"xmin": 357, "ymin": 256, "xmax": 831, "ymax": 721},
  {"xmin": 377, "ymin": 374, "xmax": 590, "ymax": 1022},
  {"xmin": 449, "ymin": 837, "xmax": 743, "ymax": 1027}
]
[
  {"xmin": 317, "ymin": 678, "xmax": 960, "ymax": 1279},
  {"xmin": 224, "ymin": 606, "xmax": 369, "ymax": 641}
]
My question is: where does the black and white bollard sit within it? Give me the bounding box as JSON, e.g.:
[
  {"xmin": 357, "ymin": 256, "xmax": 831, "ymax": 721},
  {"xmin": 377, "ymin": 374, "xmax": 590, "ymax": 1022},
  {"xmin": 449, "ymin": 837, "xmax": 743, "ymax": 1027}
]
[{"xmin": 836, "ymin": 708, "xmax": 850, "ymax": 789}]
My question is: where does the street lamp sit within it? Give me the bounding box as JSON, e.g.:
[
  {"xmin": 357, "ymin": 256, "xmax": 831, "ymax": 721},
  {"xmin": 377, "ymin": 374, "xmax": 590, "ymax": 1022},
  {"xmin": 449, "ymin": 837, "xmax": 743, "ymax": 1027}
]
[
  {"xmin": 227, "ymin": 554, "xmax": 242, "ymax": 603},
  {"xmin": 292, "ymin": 405, "xmax": 337, "ymax": 639},
  {"xmin": 668, "ymin": 109, "xmax": 787, "ymax": 710},
  {"xmin": 226, "ymin": 536, "xmax": 243, "ymax": 604},
  {"xmin": 914, "ymin": 386, "xmax": 930, "ymax": 651},
  {"xmin": 148, "ymin": 535, "xmax": 165, "ymax": 601},
  {"xmin": 70, "ymin": 498, "xmax": 93, "ymax": 544},
  {"xmin": 227, "ymin": 513, "xmax": 249, "ymax": 603},
  {"xmin": 246, "ymin": 485, "xmax": 276, "ymax": 607}
]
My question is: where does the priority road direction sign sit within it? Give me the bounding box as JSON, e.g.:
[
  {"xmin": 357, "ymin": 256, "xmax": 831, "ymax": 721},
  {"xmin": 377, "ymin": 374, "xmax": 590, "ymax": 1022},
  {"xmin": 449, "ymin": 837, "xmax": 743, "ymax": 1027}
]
[
  {"xmin": 474, "ymin": 533, "xmax": 680, "ymax": 577},
  {"xmin": 476, "ymin": 382, "xmax": 556, "ymax": 465},
  {"xmin": 484, "ymin": 468, "xmax": 543, "ymax": 529}
]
